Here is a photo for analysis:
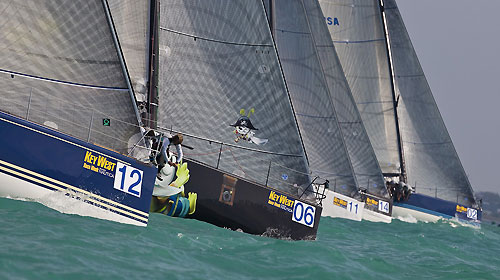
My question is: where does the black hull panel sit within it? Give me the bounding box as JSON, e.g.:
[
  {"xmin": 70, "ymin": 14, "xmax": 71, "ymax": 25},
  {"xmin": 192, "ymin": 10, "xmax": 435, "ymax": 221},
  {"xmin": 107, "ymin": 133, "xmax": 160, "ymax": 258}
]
[
  {"xmin": 184, "ymin": 160, "xmax": 322, "ymax": 240},
  {"xmin": 361, "ymin": 192, "xmax": 393, "ymax": 218}
]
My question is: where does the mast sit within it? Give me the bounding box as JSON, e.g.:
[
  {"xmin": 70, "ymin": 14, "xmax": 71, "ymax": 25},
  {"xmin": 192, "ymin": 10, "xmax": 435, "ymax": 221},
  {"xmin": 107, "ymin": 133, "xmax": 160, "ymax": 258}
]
[
  {"xmin": 379, "ymin": 0, "xmax": 406, "ymax": 182},
  {"xmin": 147, "ymin": 0, "xmax": 160, "ymax": 129}
]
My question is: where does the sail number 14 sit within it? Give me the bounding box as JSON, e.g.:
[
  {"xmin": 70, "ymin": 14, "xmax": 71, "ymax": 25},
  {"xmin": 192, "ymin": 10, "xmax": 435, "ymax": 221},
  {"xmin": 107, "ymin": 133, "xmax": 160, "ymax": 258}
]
[
  {"xmin": 113, "ymin": 162, "xmax": 143, "ymax": 198},
  {"xmin": 378, "ymin": 200, "xmax": 390, "ymax": 214},
  {"xmin": 292, "ymin": 200, "xmax": 316, "ymax": 227}
]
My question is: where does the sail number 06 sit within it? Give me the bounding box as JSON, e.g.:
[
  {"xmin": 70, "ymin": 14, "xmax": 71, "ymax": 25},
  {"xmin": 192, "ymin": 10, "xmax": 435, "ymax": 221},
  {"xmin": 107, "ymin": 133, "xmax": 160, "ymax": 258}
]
[
  {"xmin": 113, "ymin": 162, "xmax": 143, "ymax": 198},
  {"xmin": 292, "ymin": 200, "xmax": 316, "ymax": 228}
]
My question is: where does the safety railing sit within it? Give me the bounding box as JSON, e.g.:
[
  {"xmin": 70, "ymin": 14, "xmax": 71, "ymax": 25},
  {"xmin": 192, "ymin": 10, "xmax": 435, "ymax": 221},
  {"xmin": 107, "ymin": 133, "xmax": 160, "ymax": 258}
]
[
  {"xmin": 0, "ymin": 87, "xmax": 150, "ymax": 158},
  {"xmin": 146, "ymin": 126, "xmax": 328, "ymax": 203},
  {"xmin": 0, "ymin": 87, "xmax": 330, "ymax": 204}
]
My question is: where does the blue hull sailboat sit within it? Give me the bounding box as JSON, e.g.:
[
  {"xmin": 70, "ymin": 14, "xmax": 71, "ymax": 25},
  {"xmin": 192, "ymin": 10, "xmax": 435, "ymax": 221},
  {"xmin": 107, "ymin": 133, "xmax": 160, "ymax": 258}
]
[
  {"xmin": 0, "ymin": 0, "xmax": 157, "ymax": 226},
  {"xmin": 318, "ymin": 0, "xmax": 481, "ymax": 226}
]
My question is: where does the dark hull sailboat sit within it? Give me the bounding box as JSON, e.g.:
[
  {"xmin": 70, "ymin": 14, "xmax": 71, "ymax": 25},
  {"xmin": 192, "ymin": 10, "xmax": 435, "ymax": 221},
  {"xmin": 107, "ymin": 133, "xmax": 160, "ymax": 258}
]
[
  {"xmin": 148, "ymin": 136, "xmax": 324, "ymax": 240},
  {"xmin": 185, "ymin": 159, "xmax": 322, "ymax": 240},
  {"xmin": 142, "ymin": 0, "xmax": 325, "ymax": 240}
]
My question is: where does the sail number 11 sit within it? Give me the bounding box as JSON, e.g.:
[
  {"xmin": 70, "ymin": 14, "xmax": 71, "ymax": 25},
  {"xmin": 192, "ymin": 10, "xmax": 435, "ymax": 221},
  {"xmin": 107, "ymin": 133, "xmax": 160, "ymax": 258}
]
[{"xmin": 113, "ymin": 162, "xmax": 143, "ymax": 198}]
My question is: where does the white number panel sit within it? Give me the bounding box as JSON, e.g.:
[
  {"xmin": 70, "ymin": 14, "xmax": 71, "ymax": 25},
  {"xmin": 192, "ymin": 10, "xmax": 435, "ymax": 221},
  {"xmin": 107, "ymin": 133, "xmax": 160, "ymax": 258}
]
[
  {"xmin": 292, "ymin": 200, "xmax": 316, "ymax": 228},
  {"xmin": 467, "ymin": 208, "xmax": 478, "ymax": 220},
  {"xmin": 378, "ymin": 200, "xmax": 390, "ymax": 214},
  {"xmin": 113, "ymin": 162, "xmax": 143, "ymax": 198}
]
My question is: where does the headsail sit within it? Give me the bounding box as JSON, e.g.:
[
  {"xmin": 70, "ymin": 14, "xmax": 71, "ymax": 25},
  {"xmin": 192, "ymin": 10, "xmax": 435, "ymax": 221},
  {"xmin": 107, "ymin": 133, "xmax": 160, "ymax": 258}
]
[
  {"xmin": 383, "ymin": 0, "xmax": 476, "ymax": 206},
  {"xmin": 273, "ymin": 0, "xmax": 359, "ymax": 197},
  {"xmin": 0, "ymin": 0, "xmax": 142, "ymax": 154},
  {"xmin": 318, "ymin": 0, "xmax": 402, "ymax": 176},
  {"xmin": 157, "ymin": 0, "xmax": 312, "ymax": 192},
  {"xmin": 302, "ymin": 0, "xmax": 388, "ymax": 198}
]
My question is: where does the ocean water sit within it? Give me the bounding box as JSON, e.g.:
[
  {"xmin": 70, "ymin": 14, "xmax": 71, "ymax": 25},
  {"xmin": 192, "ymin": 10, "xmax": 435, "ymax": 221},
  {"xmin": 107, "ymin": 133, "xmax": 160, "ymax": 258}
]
[{"xmin": 1, "ymin": 197, "xmax": 499, "ymax": 280}]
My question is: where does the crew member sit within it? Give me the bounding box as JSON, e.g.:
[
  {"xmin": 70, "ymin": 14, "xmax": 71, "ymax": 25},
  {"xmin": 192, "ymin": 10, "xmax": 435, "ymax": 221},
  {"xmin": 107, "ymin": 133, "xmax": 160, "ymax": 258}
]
[{"xmin": 156, "ymin": 133, "xmax": 183, "ymax": 180}]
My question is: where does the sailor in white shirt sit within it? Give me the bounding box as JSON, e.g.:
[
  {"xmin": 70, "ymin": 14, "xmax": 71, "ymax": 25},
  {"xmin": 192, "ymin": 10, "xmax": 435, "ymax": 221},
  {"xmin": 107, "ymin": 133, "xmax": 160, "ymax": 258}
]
[{"xmin": 156, "ymin": 132, "xmax": 183, "ymax": 181}]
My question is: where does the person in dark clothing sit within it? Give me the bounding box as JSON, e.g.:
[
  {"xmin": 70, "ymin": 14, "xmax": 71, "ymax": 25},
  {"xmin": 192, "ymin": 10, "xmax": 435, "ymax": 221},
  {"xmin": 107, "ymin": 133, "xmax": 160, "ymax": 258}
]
[{"xmin": 155, "ymin": 133, "xmax": 183, "ymax": 181}]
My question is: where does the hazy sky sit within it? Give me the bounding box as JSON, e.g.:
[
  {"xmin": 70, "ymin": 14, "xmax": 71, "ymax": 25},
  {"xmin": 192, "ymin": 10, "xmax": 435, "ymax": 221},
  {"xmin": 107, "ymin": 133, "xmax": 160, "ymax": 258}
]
[{"xmin": 396, "ymin": 1, "xmax": 500, "ymax": 194}]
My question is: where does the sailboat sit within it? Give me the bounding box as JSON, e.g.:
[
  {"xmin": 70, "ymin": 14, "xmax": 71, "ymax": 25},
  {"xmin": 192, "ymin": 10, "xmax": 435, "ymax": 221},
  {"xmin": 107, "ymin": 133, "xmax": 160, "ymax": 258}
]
[
  {"xmin": 271, "ymin": 0, "xmax": 392, "ymax": 222},
  {"xmin": 319, "ymin": 0, "xmax": 482, "ymax": 226},
  {"xmin": 144, "ymin": 0, "xmax": 326, "ymax": 239},
  {"xmin": 0, "ymin": 0, "xmax": 157, "ymax": 226}
]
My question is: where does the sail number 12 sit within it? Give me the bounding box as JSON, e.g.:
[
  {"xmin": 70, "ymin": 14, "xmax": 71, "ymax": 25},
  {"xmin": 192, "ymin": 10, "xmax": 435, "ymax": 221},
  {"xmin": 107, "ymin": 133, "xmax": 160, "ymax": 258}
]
[
  {"xmin": 292, "ymin": 200, "xmax": 316, "ymax": 228},
  {"xmin": 113, "ymin": 162, "xmax": 143, "ymax": 198}
]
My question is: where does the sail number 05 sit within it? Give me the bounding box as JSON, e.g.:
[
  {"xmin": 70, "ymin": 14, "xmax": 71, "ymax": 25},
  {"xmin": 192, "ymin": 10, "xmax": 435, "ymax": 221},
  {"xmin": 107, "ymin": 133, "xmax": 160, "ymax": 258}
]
[
  {"xmin": 292, "ymin": 200, "xmax": 316, "ymax": 228},
  {"xmin": 113, "ymin": 162, "xmax": 143, "ymax": 198}
]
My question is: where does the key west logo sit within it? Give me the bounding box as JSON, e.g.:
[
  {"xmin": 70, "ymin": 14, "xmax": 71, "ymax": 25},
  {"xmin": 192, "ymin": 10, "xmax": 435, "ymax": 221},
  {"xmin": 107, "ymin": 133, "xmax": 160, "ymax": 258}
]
[
  {"xmin": 268, "ymin": 191, "xmax": 295, "ymax": 213},
  {"xmin": 333, "ymin": 196, "xmax": 347, "ymax": 209},
  {"xmin": 83, "ymin": 151, "xmax": 116, "ymax": 178},
  {"xmin": 325, "ymin": 16, "xmax": 339, "ymax": 26}
]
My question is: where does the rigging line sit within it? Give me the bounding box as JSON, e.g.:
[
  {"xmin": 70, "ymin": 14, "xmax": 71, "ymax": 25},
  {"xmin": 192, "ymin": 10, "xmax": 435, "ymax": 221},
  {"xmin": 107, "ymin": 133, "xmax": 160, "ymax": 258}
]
[
  {"xmin": 227, "ymin": 148, "xmax": 247, "ymax": 176},
  {"xmin": 156, "ymin": 125, "xmax": 303, "ymax": 158},
  {"xmin": 309, "ymin": 169, "xmax": 358, "ymax": 178},
  {"xmin": 274, "ymin": 28, "xmax": 310, "ymax": 35},
  {"xmin": 356, "ymin": 100, "xmax": 393, "ymax": 104},
  {"xmin": 330, "ymin": 38, "xmax": 385, "ymax": 44},
  {"xmin": 403, "ymin": 140, "xmax": 452, "ymax": 145},
  {"xmin": 0, "ymin": 69, "xmax": 128, "ymax": 91},
  {"xmin": 338, "ymin": 121, "xmax": 362, "ymax": 125},
  {"xmin": 295, "ymin": 113, "xmax": 336, "ymax": 120},
  {"xmin": 102, "ymin": 0, "xmax": 144, "ymax": 127},
  {"xmin": 159, "ymin": 27, "xmax": 274, "ymax": 47},
  {"xmin": 396, "ymin": 73, "xmax": 425, "ymax": 78},
  {"xmin": 3, "ymin": 48, "xmax": 122, "ymax": 66}
]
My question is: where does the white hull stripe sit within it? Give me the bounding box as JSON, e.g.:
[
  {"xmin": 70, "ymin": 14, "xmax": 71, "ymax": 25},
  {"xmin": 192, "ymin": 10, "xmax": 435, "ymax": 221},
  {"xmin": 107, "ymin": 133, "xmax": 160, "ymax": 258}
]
[{"xmin": 0, "ymin": 159, "xmax": 149, "ymax": 222}]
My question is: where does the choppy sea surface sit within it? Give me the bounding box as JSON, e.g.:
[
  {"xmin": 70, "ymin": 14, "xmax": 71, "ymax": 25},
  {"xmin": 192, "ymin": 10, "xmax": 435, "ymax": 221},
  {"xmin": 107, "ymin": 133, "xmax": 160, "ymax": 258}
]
[{"xmin": 1, "ymin": 196, "xmax": 499, "ymax": 280}]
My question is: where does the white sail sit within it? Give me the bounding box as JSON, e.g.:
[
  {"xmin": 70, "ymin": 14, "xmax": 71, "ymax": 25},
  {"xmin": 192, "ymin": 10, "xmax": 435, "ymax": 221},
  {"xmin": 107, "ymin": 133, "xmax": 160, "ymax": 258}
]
[
  {"xmin": 0, "ymin": 0, "xmax": 142, "ymax": 154},
  {"xmin": 383, "ymin": 0, "xmax": 476, "ymax": 206},
  {"xmin": 318, "ymin": 0, "xmax": 402, "ymax": 176},
  {"xmin": 303, "ymin": 0, "xmax": 389, "ymax": 198},
  {"xmin": 273, "ymin": 0, "xmax": 359, "ymax": 198},
  {"xmin": 107, "ymin": 0, "xmax": 150, "ymax": 102},
  {"xmin": 157, "ymin": 0, "xmax": 312, "ymax": 192}
]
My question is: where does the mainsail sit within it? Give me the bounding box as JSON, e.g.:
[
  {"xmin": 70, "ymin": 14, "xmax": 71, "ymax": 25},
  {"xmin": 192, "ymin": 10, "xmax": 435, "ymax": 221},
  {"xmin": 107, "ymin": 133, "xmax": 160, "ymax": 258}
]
[
  {"xmin": 107, "ymin": 0, "xmax": 150, "ymax": 103},
  {"xmin": 0, "ymin": 0, "xmax": 142, "ymax": 154},
  {"xmin": 318, "ymin": 0, "xmax": 402, "ymax": 176},
  {"xmin": 319, "ymin": 0, "xmax": 476, "ymax": 206},
  {"xmin": 383, "ymin": 0, "xmax": 476, "ymax": 206},
  {"xmin": 302, "ymin": 0, "xmax": 388, "ymax": 198},
  {"xmin": 273, "ymin": 0, "xmax": 358, "ymax": 197},
  {"xmin": 157, "ymin": 0, "xmax": 312, "ymax": 192}
]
